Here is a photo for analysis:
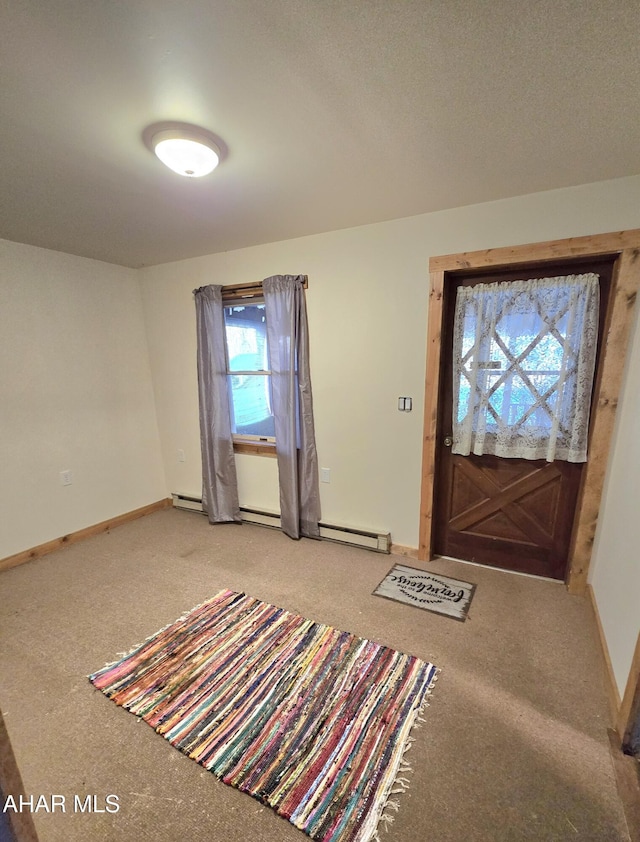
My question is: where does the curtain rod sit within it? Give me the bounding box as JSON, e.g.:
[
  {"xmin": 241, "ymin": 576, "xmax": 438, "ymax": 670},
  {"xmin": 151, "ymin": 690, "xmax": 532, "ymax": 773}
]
[{"xmin": 221, "ymin": 276, "xmax": 308, "ymax": 299}]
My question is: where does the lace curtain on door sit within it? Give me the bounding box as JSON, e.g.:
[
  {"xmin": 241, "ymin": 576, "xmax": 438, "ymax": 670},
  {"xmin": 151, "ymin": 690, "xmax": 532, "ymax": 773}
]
[{"xmin": 452, "ymin": 274, "xmax": 599, "ymax": 462}]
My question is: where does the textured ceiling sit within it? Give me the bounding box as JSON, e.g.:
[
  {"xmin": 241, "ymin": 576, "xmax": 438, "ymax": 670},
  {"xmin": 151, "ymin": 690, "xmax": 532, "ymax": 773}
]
[{"xmin": 1, "ymin": 1, "xmax": 639, "ymax": 268}]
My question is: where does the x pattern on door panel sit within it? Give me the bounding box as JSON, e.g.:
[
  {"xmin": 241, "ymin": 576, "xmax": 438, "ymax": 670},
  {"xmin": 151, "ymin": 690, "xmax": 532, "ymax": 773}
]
[
  {"xmin": 442, "ymin": 453, "xmax": 577, "ymax": 578},
  {"xmin": 450, "ymin": 457, "xmax": 562, "ymax": 547}
]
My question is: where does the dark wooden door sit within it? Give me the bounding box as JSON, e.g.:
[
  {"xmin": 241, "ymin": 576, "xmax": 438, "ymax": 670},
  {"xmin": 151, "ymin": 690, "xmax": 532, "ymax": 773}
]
[{"xmin": 433, "ymin": 258, "xmax": 614, "ymax": 580}]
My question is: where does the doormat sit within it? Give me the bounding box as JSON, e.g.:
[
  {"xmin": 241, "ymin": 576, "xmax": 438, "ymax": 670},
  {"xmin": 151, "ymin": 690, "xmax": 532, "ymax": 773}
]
[
  {"xmin": 89, "ymin": 589, "xmax": 438, "ymax": 842},
  {"xmin": 373, "ymin": 564, "xmax": 476, "ymax": 622}
]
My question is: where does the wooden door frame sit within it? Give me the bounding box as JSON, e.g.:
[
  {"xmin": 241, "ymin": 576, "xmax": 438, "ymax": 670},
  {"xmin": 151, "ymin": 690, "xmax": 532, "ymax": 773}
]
[{"xmin": 418, "ymin": 229, "xmax": 640, "ymax": 595}]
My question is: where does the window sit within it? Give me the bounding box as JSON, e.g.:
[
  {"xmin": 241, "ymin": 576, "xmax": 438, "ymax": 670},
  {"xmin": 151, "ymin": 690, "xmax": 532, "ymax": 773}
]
[
  {"xmin": 194, "ymin": 275, "xmax": 319, "ymax": 535},
  {"xmin": 214, "ymin": 276, "xmax": 308, "ymax": 458},
  {"xmin": 457, "ymin": 314, "xmax": 571, "ymax": 432},
  {"xmin": 452, "ymin": 274, "xmax": 600, "ymax": 462},
  {"xmin": 223, "ymin": 300, "xmax": 275, "ymax": 442}
]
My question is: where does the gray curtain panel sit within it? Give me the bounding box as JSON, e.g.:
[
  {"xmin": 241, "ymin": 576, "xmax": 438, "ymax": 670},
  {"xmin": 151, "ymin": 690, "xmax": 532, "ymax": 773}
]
[
  {"xmin": 193, "ymin": 285, "xmax": 242, "ymax": 523},
  {"xmin": 263, "ymin": 275, "xmax": 321, "ymax": 539}
]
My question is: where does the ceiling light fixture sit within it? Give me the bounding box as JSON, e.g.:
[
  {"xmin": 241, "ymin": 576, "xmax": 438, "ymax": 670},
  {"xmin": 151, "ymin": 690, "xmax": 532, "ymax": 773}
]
[{"xmin": 144, "ymin": 123, "xmax": 222, "ymax": 178}]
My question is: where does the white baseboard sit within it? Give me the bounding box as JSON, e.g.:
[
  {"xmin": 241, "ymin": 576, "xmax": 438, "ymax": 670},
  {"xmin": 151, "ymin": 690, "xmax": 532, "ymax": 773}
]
[{"xmin": 171, "ymin": 493, "xmax": 390, "ymax": 553}]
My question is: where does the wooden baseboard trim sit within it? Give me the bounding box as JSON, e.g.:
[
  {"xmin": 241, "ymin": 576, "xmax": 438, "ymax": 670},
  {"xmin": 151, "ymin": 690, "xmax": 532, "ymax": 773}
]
[
  {"xmin": 390, "ymin": 543, "xmax": 419, "ymax": 559},
  {"xmin": 587, "ymin": 583, "xmax": 622, "ymax": 726},
  {"xmin": 618, "ymin": 632, "xmax": 640, "ymax": 739},
  {"xmin": 607, "ymin": 727, "xmax": 640, "ymax": 842},
  {"xmin": 0, "ymin": 498, "xmax": 172, "ymax": 573}
]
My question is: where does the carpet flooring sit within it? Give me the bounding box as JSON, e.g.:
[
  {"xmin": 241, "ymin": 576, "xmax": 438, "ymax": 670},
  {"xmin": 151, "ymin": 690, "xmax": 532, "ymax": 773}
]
[{"xmin": 0, "ymin": 508, "xmax": 632, "ymax": 841}]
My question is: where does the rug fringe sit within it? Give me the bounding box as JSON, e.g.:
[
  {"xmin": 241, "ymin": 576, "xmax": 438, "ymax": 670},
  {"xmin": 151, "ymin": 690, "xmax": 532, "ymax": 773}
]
[{"xmin": 355, "ymin": 665, "xmax": 440, "ymax": 842}]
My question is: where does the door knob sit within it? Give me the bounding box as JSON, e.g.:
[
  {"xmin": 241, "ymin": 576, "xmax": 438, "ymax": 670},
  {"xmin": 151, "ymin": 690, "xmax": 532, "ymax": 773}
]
[{"xmin": 444, "ymin": 436, "xmax": 453, "ymax": 447}]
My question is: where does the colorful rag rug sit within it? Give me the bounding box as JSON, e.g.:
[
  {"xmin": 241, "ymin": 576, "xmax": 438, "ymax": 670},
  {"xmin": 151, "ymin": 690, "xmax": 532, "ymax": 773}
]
[{"xmin": 90, "ymin": 589, "xmax": 437, "ymax": 842}]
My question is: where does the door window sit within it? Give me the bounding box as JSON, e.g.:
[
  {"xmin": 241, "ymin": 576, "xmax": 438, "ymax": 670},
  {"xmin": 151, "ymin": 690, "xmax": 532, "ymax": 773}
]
[{"xmin": 452, "ymin": 274, "xmax": 599, "ymax": 462}]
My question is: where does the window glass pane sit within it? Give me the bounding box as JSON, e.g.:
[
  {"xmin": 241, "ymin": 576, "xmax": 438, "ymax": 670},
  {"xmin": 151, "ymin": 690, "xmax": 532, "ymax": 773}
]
[
  {"xmin": 227, "ymin": 374, "xmax": 275, "ymax": 438},
  {"xmin": 457, "ymin": 306, "xmax": 571, "ymax": 435},
  {"xmin": 223, "ymin": 300, "xmax": 275, "ymax": 440},
  {"xmin": 223, "ymin": 303, "xmax": 269, "ymax": 372},
  {"xmin": 457, "ymin": 377, "xmax": 471, "ymax": 424},
  {"xmin": 453, "ymin": 274, "xmax": 599, "ymax": 461},
  {"xmin": 522, "ymin": 334, "xmax": 564, "ymax": 372}
]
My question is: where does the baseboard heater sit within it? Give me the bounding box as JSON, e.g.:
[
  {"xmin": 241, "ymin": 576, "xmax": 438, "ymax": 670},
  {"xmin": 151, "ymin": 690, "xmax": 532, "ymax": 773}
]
[{"xmin": 171, "ymin": 493, "xmax": 390, "ymax": 554}]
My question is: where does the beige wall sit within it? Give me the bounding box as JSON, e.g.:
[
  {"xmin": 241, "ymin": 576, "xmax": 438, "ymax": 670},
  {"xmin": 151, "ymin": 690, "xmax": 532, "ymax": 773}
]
[
  {"xmin": 0, "ymin": 239, "xmax": 167, "ymax": 559},
  {"xmin": 139, "ymin": 175, "xmax": 640, "ymax": 547},
  {"xmin": 139, "ymin": 222, "xmax": 434, "ymax": 541},
  {"xmin": 589, "ymin": 306, "xmax": 640, "ymax": 698}
]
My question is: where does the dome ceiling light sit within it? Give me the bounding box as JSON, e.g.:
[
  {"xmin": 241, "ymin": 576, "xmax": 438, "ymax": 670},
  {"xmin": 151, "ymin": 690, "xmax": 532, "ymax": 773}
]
[{"xmin": 143, "ymin": 122, "xmax": 223, "ymax": 178}]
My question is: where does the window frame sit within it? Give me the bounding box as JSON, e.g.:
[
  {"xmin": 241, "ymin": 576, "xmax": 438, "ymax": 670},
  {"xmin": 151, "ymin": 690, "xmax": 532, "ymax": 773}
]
[{"xmin": 220, "ymin": 278, "xmax": 308, "ymax": 457}]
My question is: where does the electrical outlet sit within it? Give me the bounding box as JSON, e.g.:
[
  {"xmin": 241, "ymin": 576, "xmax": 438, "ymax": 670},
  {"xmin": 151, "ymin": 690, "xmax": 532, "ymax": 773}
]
[
  {"xmin": 59, "ymin": 470, "xmax": 72, "ymax": 486},
  {"xmin": 178, "ymin": 449, "xmax": 185, "ymax": 462},
  {"xmin": 320, "ymin": 467, "xmax": 331, "ymax": 483}
]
